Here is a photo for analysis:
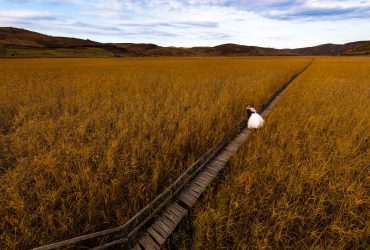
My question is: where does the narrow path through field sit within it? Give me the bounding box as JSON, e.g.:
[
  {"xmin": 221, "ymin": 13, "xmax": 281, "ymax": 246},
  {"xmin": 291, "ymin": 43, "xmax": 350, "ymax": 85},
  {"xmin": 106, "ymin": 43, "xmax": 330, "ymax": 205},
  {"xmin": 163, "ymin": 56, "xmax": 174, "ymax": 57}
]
[
  {"xmin": 33, "ymin": 59, "xmax": 314, "ymax": 250},
  {"xmin": 130, "ymin": 59, "xmax": 314, "ymax": 250}
]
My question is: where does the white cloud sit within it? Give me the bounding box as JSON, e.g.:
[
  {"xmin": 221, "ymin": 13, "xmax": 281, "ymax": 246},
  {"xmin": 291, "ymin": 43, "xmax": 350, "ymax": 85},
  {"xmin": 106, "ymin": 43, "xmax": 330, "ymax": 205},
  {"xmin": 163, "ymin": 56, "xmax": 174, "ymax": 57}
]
[{"xmin": 0, "ymin": 9, "xmax": 51, "ymax": 19}]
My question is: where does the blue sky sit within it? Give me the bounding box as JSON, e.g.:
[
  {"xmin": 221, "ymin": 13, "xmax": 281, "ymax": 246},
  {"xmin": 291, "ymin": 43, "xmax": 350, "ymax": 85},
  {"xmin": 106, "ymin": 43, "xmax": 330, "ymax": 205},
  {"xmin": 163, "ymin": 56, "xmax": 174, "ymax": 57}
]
[{"xmin": 0, "ymin": 0, "xmax": 369, "ymax": 48}]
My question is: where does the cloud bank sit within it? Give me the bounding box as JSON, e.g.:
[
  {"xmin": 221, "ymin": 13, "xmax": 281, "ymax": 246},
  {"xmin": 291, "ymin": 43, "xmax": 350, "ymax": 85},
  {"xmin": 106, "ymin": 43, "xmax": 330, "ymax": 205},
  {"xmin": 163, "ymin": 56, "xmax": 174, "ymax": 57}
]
[{"xmin": 0, "ymin": 0, "xmax": 369, "ymax": 48}]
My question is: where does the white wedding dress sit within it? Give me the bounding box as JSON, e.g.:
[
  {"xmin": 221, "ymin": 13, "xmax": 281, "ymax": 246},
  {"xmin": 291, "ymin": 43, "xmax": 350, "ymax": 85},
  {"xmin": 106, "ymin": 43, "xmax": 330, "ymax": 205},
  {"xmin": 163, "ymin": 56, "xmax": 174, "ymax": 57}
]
[{"xmin": 248, "ymin": 110, "xmax": 264, "ymax": 129}]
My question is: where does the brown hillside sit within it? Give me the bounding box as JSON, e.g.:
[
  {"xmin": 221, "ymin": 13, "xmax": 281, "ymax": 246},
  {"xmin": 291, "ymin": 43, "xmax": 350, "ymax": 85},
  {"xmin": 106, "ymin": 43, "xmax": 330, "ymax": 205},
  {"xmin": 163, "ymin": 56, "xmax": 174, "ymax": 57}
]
[
  {"xmin": 0, "ymin": 27, "xmax": 103, "ymax": 48},
  {"xmin": 1, "ymin": 27, "xmax": 369, "ymax": 57},
  {"xmin": 0, "ymin": 27, "xmax": 129, "ymax": 57},
  {"xmin": 289, "ymin": 41, "xmax": 370, "ymax": 55},
  {"xmin": 213, "ymin": 43, "xmax": 293, "ymax": 56}
]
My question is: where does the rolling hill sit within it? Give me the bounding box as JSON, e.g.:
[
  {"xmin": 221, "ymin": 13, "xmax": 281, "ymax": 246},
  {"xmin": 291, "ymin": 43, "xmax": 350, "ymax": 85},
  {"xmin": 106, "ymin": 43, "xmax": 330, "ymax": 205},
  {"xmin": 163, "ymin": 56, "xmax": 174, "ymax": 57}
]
[
  {"xmin": 0, "ymin": 27, "xmax": 369, "ymax": 57},
  {"xmin": 0, "ymin": 27, "xmax": 130, "ymax": 57},
  {"xmin": 288, "ymin": 41, "xmax": 370, "ymax": 55}
]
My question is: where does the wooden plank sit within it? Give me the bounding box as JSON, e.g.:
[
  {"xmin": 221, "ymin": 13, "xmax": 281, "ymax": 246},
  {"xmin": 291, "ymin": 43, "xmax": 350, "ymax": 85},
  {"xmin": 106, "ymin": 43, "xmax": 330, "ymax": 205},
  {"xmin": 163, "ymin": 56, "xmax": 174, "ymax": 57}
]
[
  {"xmin": 191, "ymin": 184, "xmax": 206, "ymax": 194},
  {"xmin": 193, "ymin": 178, "xmax": 209, "ymax": 187},
  {"xmin": 229, "ymin": 141, "xmax": 240, "ymax": 146},
  {"xmin": 208, "ymin": 164, "xmax": 223, "ymax": 172},
  {"xmin": 211, "ymin": 159, "xmax": 226, "ymax": 166},
  {"xmin": 147, "ymin": 227, "xmax": 166, "ymax": 245},
  {"xmin": 165, "ymin": 208, "xmax": 182, "ymax": 221},
  {"xmin": 163, "ymin": 211, "xmax": 180, "ymax": 224},
  {"xmin": 164, "ymin": 204, "xmax": 182, "ymax": 220},
  {"xmin": 218, "ymin": 151, "xmax": 232, "ymax": 158},
  {"xmin": 156, "ymin": 219, "xmax": 174, "ymax": 234},
  {"xmin": 216, "ymin": 155, "xmax": 230, "ymax": 162},
  {"xmin": 226, "ymin": 143, "xmax": 239, "ymax": 149},
  {"xmin": 159, "ymin": 216, "xmax": 176, "ymax": 230},
  {"xmin": 207, "ymin": 168, "xmax": 221, "ymax": 176},
  {"xmin": 231, "ymin": 141, "xmax": 241, "ymax": 146},
  {"xmin": 225, "ymin": 144, "xmax": 237, "ymax": 149},
  {"xmin": 172, "ymin": 202, "xmax": 187, "ymax": 213},
  {"xmin": 195, "ymin": 178, "xmax": 211, "ymax": 186},
  {"xmin": 206, "ymin": 164, "xmax": 224, "ymax": 173},
  {"xmin": 178, "ymin": 193, "xmax": 194, "ymax": 207},
  {"xmin": 226, "ymin": 147, "xmax": 238, "ymax": 152},
  {"xmin": 178, "ymin": 192, "xmax": 196, "ymax": 207},
  {"xmin": 204, "ymin": 167, "xmax": 219, "ymax": 175},
  {"xmin": 151, "ymin": 222, "xmax": 169, "ymax": 238},
  {"xmin": 193, "ymin": 180, "xmax": 210, "ymax": 189},
  {"xmin": 194, "ymin": 175, "xmax": 212, "ymax": 186},
  {"xmin": 188, "ymin": 185, "xmax": 203, "ymax": 195},
  {"xmin": 209, "ymin": 161, "xmax": 225, "ymax": 169},
  {"xmin": 215, "ymin": 155, "xmax": 228, "ymax": 160},
  {"xmin": 214, "ymin": 157, "xmax": 227, "ymax": 164},
  {"xmin": 225, "ymin": 146, "xmax": 238, "ymax": 152},
  {"xmin": 164, "ymin": 208, "xmax": 182, "ymax": 222},
  {"xmin": 200, "ymin": 171, "xmax": 216, "ymax": 179},
  {"xmin": 153, "ymin": 220, "xmax": 172, "ymax": 235},
  {"xmin": 193, "ymin": 177, "xmax": 208, "ymax": 185},
  {"xmin": 197, "ymin": 173, "xmax": 213, "ymax": 181},
  {"xmin": 206, "ymin": 164, "xmax": 220, "ymax": 172},
  {"xmin": 167, "ymin": 205, "xmax": 186, "ymax": 219},
  {"xmin": 138, "ymin": 233, "xmax": 160, "ymax": 250},
  {"xmin": 186, "ymin": 187, "xmax": 200, "ymax": 200},
  {"xmin": 183, "ymin": 189, "xmax": 200, "ymax": 199},
  {"xmin": 201, "ymin": 171, "xmax": 216, "ymax": 179}
]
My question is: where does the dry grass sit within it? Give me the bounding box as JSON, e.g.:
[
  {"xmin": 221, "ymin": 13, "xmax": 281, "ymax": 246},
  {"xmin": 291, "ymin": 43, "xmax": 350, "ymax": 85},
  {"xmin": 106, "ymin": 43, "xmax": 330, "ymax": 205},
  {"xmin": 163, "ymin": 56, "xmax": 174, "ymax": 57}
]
[
  {"xmin": 0, "ymin": 57, "xmax": 310, "ymax": 249},
  {"xmin": 172, "ymin": 57, "xmax": 370, "ymax": 249}
]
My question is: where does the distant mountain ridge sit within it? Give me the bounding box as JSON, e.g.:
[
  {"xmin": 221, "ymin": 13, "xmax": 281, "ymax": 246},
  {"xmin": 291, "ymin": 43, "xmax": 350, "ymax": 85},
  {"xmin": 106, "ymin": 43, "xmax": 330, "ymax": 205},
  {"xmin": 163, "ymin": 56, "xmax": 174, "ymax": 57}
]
[
  {"xmin": 288, "ymin": 41, "xmax": 370, "ymax": 55},
  {"xmin": 0, "ymin": 27, "xmax": 369, "ymax": 58}
]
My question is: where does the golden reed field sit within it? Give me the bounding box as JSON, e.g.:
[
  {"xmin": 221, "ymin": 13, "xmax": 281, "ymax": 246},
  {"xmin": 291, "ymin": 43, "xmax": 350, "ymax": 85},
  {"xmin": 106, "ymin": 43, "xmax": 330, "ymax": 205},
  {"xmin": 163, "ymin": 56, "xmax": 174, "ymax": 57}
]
[
  {"xmin": 171, "ymin": 57, "xmax": 370, "ymax": 249},
  {"xmin": 0, "ymin": 57, "xmax": 310, "ymax": 249}
]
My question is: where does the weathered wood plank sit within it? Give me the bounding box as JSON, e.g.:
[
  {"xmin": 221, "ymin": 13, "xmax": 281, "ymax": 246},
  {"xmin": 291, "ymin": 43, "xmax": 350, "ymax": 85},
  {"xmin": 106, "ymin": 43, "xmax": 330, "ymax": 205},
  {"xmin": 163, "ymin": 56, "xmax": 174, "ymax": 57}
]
[
  {"xmin": 218, "ymin": 151, "xmax": 233, "ymax": 158},
  {"xmin": 177, "ymin": 193, "xmax": 194, "ymax": 207},
  {"xmin": 151, "ymin": 223, "xmax": 169, "ymax": 238},
  {"xmin": 163, "ymin": 211, "xmax": 179, "ymax": 224},
  {"xmin": 211, "ymin": 160, "xmax": 226, "ymax": 167},
  {"xmin": 194, "ymin": 181, "xmax": 210, "ymax": 190},
  {"xmin": 195, "ymin": 177, "xmax": 211, "ymax": 186},
  {"xmin": 153, "ymin": 220, "xmax": 172, "ymax": 235},
  {"xmin": 209, "ymin": 162, "xmax": 225, "ymax": 170},
  {"xmin": 201, "ymin": 171, "xmax": 216, "ymax": 178},
  {"xmin": 167, "ymin": 204, "xmax": 187, "ymax": 218},
  {"xmin": 165, "ymin": 208, "xmax": 183, "ymax": 221},
  {"xmin": 197, "ymin": 173, "xmax": 213, "ymax": 181},
  {"xmin": 188, "ymin": 185, "xmax": 203, "ymax": 195},
  {"xmin": 226, "ymin": 143, "xmax": 239, "ymax": 148},
  {"xmin": 159, "ymin": 216, "xmax": 176, "ymax": 231},
  {"xmin": 214, "ymin": 157, "xmax": 227, "ymax": 163},
  {"xmin": 172, "ymin": 202, "xmax": 187, "ymax": 213},
  {"xmin": 185, "ymin": 188, "xmax": 201, "ymax": 199},
  {"xmin": 138, "ymin": 233, "xmax": 160, "ymax": 250},
  {"xmin": 147, "ymin": 227, "xmax": 166, "ymax": 245},
  {"xmin": 178, "ymin": 192, "xmax": 197, "ymax": 207},
  {"xmin": 164, "ymin": 204, "xmax": 183, "ymax": 220},
  {"xmin": 225, "ymin": 146, "xmax": 238, "ymax": 153},
  {"xmin": 204, "ymin": 167, "xmax": 219, "ymax": 175},
  {"xmin": 208, "ymin": 165, "xmax": 223, "ymax": 172},
  {"xmin": 193, "ymin": 179, "xmax": 209, "ymax": 188}
]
